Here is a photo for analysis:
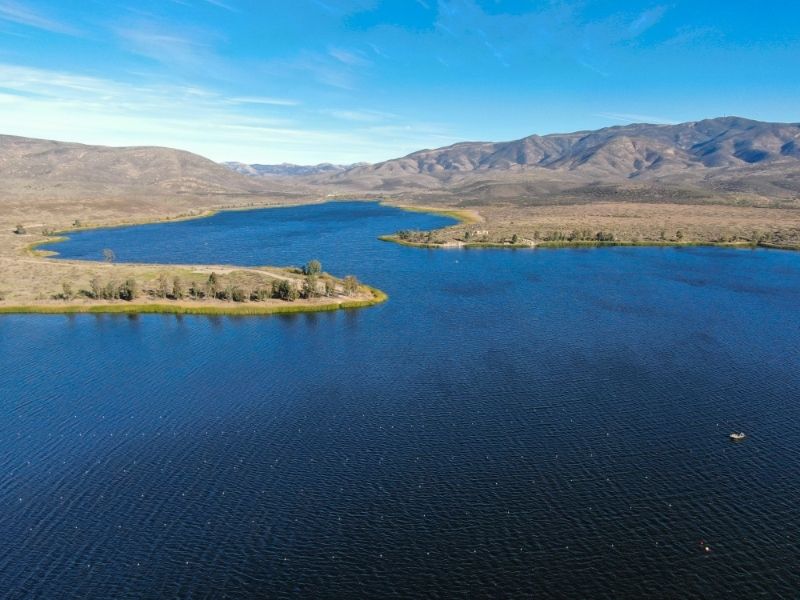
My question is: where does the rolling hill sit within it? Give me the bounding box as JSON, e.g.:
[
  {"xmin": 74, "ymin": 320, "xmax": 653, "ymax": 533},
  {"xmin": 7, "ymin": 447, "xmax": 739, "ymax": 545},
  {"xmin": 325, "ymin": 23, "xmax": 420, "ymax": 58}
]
[
  {"xmin": 292, "ymin": 117, "xmax": 800, "ymax": 206},
  {"xmin": 0, "ymin": 134, "xmax": 270, "ymax": 196}
]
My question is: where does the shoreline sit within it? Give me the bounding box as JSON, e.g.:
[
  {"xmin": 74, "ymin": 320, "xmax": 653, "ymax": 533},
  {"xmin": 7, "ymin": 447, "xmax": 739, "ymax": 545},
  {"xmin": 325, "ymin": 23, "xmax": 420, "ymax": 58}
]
[
  {"xmin": 377, "ymin": 234, "xmax": 800, "ymax": 251},
  {"xmin": 0, "ymin": 286, "xmax": 387, "ymax": 316},
  {"xmin": 374, "ymin": 203, "xmax": 800, "ymax": 252}
]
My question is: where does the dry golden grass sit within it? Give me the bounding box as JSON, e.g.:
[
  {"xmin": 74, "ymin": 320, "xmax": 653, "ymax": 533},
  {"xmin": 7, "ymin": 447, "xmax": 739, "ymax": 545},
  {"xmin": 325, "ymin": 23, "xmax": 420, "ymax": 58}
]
[{"xmin": 388, "ymin": 201, "xmax": 800, "ymax": 248}]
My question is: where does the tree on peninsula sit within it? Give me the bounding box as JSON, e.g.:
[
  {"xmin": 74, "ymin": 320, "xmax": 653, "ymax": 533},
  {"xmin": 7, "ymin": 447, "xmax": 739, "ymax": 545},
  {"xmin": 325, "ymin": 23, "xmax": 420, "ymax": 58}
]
[
  {"xmin": 119, "ymin": 278, "xmax": 138, "ymax": 301},
  {"xmin": 303, "ymin": 259, "xmax": 322, "ymax": 276},
  {"xmin": 156, "ymin": 274, "xmax": 169, "ymax": 298},
  {"xmin": 172, "ymin": 277, "xmax": 184, "ymax": 300},
  {"xmin": 343, "ymin": 275, "xmax": 359, "ymax": 296},
  {"xmin": 206, "ymin": 272, "xmax": 220, "ymax": 299}
]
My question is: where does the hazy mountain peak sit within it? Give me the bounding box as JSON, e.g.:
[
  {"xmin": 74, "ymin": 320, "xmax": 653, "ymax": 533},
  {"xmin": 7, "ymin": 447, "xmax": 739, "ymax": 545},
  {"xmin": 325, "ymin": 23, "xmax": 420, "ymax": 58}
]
[{"xmin": 223, "ymin": 161, "xmax": 369, "ymax": 177}]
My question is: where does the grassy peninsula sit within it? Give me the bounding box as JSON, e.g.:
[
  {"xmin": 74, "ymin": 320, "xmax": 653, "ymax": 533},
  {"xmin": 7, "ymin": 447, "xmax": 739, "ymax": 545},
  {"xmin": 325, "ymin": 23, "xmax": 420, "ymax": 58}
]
[
  {"xmin": 0, "ymin": 203, "xmax": 383, "ymax": 316},
  {"xmin": 380, "ymin": 200, "xmax": 800, "ymax": 251}
]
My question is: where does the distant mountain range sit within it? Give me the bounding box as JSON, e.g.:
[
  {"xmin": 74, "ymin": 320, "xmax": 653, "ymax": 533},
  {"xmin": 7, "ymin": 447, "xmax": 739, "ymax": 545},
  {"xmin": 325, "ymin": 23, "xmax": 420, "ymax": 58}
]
[
  {"xmin": 3, "ymin": 117, "xmax": 800, "ymax": 211},
  {"xmin": 281, "ymin": 117, "xmax": 800, "ymax": 205},
  {"xmin": 217, "ymin": 117, "xmax": 800, "ymax": 206},
  {"xmin": 224, "ymin": 162, "xmax": 367, "ymax": 177},
  {"xmin": 343, "ymin": 117, "xmax": 800, "ymax": 179}
]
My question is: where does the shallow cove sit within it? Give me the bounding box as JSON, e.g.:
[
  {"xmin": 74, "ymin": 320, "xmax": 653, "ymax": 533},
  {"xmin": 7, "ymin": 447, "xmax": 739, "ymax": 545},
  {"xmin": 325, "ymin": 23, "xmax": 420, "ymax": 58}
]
[{"xmin": 1, "ymin": 201, "xmax": 800, "ymax": 597}]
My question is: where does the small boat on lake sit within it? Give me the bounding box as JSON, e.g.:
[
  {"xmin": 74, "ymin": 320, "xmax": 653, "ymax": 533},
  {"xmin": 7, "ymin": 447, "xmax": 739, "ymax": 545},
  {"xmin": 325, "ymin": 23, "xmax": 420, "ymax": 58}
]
[{"xmin": 729, "ymin": 432, "xmax": 747, "ymax": 441}]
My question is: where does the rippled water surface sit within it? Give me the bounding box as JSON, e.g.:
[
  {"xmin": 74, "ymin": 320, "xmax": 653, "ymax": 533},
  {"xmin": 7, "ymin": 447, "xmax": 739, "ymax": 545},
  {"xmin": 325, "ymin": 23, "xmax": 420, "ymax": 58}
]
[{"xmin": 2, "ymin": 202, "xmax": 799, "ymax": 598}]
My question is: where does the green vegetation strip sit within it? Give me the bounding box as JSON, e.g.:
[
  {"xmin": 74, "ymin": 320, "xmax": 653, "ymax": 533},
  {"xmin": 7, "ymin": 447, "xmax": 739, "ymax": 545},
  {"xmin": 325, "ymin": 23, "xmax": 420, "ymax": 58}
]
[
  {"xmin": 378, "ymin": 235, "xmax": 529, "ymax": 249},
  {"xmin": 379, "ymin": 234, "xmax": 795, "ymax": 251},
  {"xmin": 24, "ymin": 236, "xmax": 68, "ymax": 257},
  {"xmin": 0, "ymin": 288, "xmax": 388, "ymax": 316}
]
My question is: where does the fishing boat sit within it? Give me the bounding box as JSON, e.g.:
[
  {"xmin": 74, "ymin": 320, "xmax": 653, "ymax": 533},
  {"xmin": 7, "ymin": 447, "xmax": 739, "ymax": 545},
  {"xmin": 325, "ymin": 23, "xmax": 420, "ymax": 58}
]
[{"xmin": 729, "ymin": 432, "xmax": 747, "ymax": 441}]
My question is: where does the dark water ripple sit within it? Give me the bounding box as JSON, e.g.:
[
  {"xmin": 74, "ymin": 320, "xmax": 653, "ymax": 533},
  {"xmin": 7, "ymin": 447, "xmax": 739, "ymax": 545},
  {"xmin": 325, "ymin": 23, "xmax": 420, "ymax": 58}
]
[{"xmin": 1, "ymin": 202, "xmax": 799, "ymax": 598}]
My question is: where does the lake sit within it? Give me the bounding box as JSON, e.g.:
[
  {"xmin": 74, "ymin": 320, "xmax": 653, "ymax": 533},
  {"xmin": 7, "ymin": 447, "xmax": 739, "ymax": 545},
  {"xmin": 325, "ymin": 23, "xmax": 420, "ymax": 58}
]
[{"xmin": 1, "ymin": 201, "xmax": 799, "ymax": 598}]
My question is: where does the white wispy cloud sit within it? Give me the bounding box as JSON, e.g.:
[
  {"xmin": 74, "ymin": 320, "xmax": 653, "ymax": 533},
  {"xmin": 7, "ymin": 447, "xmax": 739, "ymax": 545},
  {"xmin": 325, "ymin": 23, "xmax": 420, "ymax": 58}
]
[
  {"xmin": 263, "ymin": 51, "xmax": 359, "ymax": 90},
  {"xmin": 114, "ymin": 22, "xmax": 218, "ymax": 68},
  {"xmin": 167, "ymin": 0, "xmax": 238, "ymax": 12},
  {"xmin": 328, "ymin": 47, "xmax": 371, "ymax": 67},
  {"xmin": 229, "ymin": 96, "xmax": 300, "ymax": 107},
  {"xmin": 629, "ymin": 6, "xmax": 668, "ymax": 37},
  {"xmin": 325, "ymin": 108, "xmax": 395, "ymax": 122},
  {"xmin": 203, "ymin": 0, "xmax": 238, "ymax": 12},
  {"xmin": 0, "ymin": 62, "xmax": 451, "ymax": 164},
  {"xmin": 0, "ymin": 0, "xmax": 79, "ymax": 35}
]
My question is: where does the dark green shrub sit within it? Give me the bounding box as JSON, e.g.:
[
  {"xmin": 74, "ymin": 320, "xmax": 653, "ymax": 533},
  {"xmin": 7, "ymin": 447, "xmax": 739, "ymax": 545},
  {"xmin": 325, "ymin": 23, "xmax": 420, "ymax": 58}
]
[{"xmin": 119, "ymin": 278, "xmax": 138, "ymax": 301}]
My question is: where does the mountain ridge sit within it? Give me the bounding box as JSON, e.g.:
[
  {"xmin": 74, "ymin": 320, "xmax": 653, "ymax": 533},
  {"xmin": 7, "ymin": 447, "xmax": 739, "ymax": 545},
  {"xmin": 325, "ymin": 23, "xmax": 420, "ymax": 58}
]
[
  {"xmin": 0, "ymin": 134, "xmax": 270, "ymax": 195},
  {"xmin": 325, "ymin": 116, "xmax": 800, "ymax": 179},
  {"xmin": 268, "ymin": 116, "xmax": 800, "ymax": 207}
]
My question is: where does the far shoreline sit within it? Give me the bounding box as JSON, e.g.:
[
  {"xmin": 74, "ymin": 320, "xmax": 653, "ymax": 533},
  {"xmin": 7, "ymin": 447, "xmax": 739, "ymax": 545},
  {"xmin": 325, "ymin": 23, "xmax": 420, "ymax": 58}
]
[
  {"xmin": 377, "ymin": 234, "xmax": 800, "ymax": 252},
  {"xmin": 374, "ymin": 201, "xmax": 800, "ymax": 253}
]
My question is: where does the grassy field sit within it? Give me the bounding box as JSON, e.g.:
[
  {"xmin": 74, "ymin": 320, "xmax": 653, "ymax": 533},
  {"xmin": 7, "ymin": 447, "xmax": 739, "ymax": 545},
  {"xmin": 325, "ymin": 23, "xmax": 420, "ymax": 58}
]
[{"xmin": 380, "ymin": 200, "xmax": 800, "ymax": 251}]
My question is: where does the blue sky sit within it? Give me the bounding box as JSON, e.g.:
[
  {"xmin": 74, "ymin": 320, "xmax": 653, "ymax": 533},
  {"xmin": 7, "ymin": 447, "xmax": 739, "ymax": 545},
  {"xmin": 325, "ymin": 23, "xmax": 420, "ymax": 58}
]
[{"xmin": 0, "ymin": 0, "xmax": 798, "ymax": 164}]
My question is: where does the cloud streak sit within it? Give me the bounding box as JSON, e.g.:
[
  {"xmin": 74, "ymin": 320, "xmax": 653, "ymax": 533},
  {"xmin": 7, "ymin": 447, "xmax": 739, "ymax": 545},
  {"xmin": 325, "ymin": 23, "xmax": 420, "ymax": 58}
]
[
  {"xmin": 113, "ymin": 22, "xmax": 219, "ymax": 69},
  {"xmin": 0, "ymin": 1, "xmax": 79, "ymax": 35},
  {"xmin": 0, "ymin": 62, "xmax": 451, "ymax": 164},
  {"xmin": 229, "ymin": 96, "xmax": 300, "ymax": 107}
]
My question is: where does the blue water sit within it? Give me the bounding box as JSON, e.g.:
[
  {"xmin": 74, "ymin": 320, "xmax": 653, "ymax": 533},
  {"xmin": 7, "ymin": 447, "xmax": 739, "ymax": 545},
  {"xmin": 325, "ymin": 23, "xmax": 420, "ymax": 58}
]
[{"xmin": 2, "ymin": 201, "xmax": 799, "ymax": 598}]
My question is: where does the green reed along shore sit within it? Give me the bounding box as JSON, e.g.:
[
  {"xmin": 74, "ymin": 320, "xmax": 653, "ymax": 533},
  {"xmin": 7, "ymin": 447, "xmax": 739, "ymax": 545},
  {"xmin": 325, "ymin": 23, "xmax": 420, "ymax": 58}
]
[
  {"xmin": 0, "ymin": 287, "xmax": 388, "ymax": 316},
  {"xmin": 379, "ymin": 234, "xmax": 800, "ymax": 252}
]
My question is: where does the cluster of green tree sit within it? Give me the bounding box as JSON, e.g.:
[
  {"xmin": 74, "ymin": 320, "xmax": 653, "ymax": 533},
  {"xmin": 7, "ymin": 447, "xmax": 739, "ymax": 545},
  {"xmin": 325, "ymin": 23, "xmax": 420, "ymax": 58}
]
[
  {"xmin": 61, "ymin": 277, "xmax": 135, "ymax": 301},
  {"xmin": 704, "ymin": 230, "xmax": 776, "ymax": 244},
  {"xmin": 191, "ymin": 263, "xmax": 360, "ymax": 304},
  {"xmin": 397, "ymin": 230, "xmax": 437, "ymax": 244},
  {"xmin": 532, "ymin": 230, "xmax": 616, "ymax": 242},
  {"xmin": 50, "ymin": 261, "xmax": 362, "ymax": 305},
  {"xmin": 87, "ymin": 277, "xmax": 139, "ymax": 301}
]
